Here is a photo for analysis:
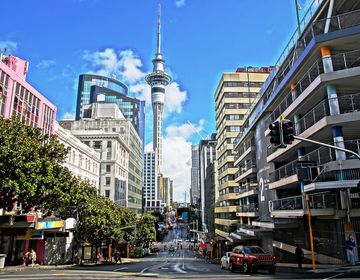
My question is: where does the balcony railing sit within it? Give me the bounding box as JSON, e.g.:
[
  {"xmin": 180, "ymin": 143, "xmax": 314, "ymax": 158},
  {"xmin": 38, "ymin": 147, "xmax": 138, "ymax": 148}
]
[
  {"xmin": 269, "ymin": 139, "xmax": 360, "ymax": 183},
  {"xmin": 234, "ymin": 159, "xmax": 257, "ymax": 179},
  {"xmin": 269, "ymin": 192, "xmax": 337, "ymax": 212},
  {"xmin": 267, "ymin": 93, "xmax": 360, "ymax": 156},
  {"xmin": 234, "ymin": 138, "xmax": 256, "ymax": 163},
  {"xmin": 234, "ymin": 8, "xmax": 360, "ymax": 149},
  {"xmin": 239, "ymin": 184, "xmax": 258, "ymax": 194},
  {"xmin": 237, "ymin": 203, "xmax": 258, "ymax": 213},
  {"xmin": 265, "ymin": 49, "xmax": 360, "ymax": 128}
]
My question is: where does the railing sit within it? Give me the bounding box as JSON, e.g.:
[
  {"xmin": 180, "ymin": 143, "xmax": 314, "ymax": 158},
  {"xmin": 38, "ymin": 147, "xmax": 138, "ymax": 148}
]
[
  {"xmin": 238, "ymin": 184, "xmax": 258, "ymax": 195},
  {"xmin": 237, "ymin": 203, "xmax": 258, "ymax": 213},
  {"xmin": 265, "ymin": 49, "xmax": 360, "ymax": 128},
  {"xmin": 351, "ymin": 194, "xmax": 360, "ymax": 209},
  {"xmin": 267, "ymin": 93, "xmax": 360, "ymax": 157},
  {"xmin": 234, "ymin": 137, "xmax": 255, "ymax": 163},
  {"xmin": 234, "ymin": 8, "xmax": 360, "ymax": 149},
  {"xmin": 234, "ymin": 159, "xmax": 257, "ymax": 179},
  {"xmin": 269, "ymin": 192, "xmax": 337, "ymax": 212},
  {"xmin": 312, "ymin": 168, "xmax": 360, "ymax": 182},
  {"xmin": 269, "ymin": 139, "xmax": 360, "ymax": 182}
]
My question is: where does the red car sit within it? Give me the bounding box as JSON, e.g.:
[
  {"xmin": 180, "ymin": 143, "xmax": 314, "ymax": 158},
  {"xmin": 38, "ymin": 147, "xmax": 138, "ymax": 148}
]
[{"xmin": 229, "ymin": 245, "xmax": 276, "ymax": 273}]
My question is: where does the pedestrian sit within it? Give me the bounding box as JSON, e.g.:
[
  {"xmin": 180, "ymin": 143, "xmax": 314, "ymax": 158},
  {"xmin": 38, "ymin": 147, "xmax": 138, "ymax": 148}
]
[
  {"xmin": 116, "ymin": 250, "xmax": 122, "ymax": 264},
  {"xmin": 346, "ymin": 235, "xmax": 356, "ymax": 265},
  {"xmin": 30, "ymin": 249, "xmax": 37, "ymax": 267},
  {"xmin": 97, "ymin": 251, "xmax": 102, "ymax": 264},
  {"xmin": 23, "ymin": 250, "xmax": 31, "ymax": 266},
  {"xmin": 295, "ymin": 244, "xmax": 304, "ymax": 268}
]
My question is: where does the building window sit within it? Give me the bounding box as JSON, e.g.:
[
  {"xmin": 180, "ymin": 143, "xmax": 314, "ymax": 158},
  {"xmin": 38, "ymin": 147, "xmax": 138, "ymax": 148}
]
[
  {"xmin": 93, "ymin": 141, "xmax": 102, "ymax": 149},
  {"xmin": 106, "ymin": 165, "xmax": 111, "ymax": 172},
  {"xmin": 107, "ymin": 141, "xmax": 112, "ymax": 148},
  {"xmin": 105, "ymin": 177, "xmax": 111, "ymax": 185},
  {"xmin": 105, "ymin": 190, "xmax": 110, "ymax": 198}
]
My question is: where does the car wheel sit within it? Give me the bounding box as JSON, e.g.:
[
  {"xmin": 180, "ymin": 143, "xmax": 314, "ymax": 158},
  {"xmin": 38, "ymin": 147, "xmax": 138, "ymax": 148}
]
[
  {"xmin": 268, "ymin": 266, "xmax": 276, "ymax": 274},
  {"xmin": 229, "ymin": 262, "xmax": 235, "ymax": 272},
  {"xmin": 242, "ymin": 262, "xmax": 249, "ymax": 273}
]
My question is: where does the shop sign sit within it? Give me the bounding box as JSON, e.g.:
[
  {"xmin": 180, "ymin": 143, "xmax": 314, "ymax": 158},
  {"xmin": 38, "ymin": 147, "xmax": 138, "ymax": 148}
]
[{"xmin": 36, "ymin": 220, "xmax": 64, "ymax": 230}]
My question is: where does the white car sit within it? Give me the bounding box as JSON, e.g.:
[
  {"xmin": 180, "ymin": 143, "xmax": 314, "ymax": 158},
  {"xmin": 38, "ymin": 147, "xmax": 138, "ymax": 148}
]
[{"xmin": 220, "ymin": 252, "xmax": 232, "ymax": 269}]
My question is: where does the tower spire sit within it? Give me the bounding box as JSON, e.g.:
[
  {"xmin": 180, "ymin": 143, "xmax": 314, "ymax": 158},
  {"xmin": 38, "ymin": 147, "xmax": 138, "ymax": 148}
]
[{"xmin": 157, "ymin": 3, "xmax": 161, "ymax": 54}]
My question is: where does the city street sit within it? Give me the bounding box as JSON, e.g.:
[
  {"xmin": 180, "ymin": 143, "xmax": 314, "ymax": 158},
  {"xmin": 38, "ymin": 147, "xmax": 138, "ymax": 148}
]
[{"xmin": 2, "ymin": 230, "xmax": 360, "ymax": 279}]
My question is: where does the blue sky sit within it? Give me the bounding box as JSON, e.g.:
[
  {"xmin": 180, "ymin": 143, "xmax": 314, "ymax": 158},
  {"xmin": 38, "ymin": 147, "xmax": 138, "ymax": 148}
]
[{"xmin": 1, "ymin": 0, "xmax": 310, "ymax": 201}]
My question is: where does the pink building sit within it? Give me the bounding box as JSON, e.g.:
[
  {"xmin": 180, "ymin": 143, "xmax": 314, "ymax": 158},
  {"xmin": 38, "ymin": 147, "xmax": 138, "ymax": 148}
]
[
  {"xmin": 0, "ymin": 53, "xmax": 57, "ymax": 265},
  {"xmin": 0, "ymin": 53, "xmax": 56, "ymax": 134}
]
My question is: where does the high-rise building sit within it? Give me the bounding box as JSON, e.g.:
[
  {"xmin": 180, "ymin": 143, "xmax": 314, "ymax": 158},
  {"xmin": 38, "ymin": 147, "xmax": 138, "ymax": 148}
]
[
  {"xmin": 75, "ymin": 74, "xmax": 145, "ymax": 145},
  {"xmin": 0, "ymin": 53, "xmax": 56, "ymax": 134},
  {"xmin": 191, "ymin": 145, "xmax": 200, "ymax": 207},
  {"xmin": 143, "ymin": 151, "xmax": 163, "ymax": 212},
  {"xmin": 231, "ymin": 0, "xmax": 360, "ymax": 264},
  {"xmin": 145, "ymin": 5, "xmax": 171, "ymax": 174},
  {"xmin": 60, "ymin": 103, "xmax": 143, "ymax": 213},
  {"xmin": 214, "ymin": 67, "xmax": 271, "ymax": 238},
  {"xmin": 198, "ymin": 134, "xmax": 217, "ymax": 233}
]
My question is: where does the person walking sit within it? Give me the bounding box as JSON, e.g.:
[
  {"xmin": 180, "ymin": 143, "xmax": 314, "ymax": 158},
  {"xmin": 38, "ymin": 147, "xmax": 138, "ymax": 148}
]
[
  {"xmin": 116, "ymin": 249, "xmax": 122, "ymax": 264},
  {"xmin": 346, "ymin": 235, "xmax": 356, "ymax": 265},
  {"xmin": 23, "ymin": 250, "xmax": 31, "ymax": 266},
  {"xmin": 30, "ymin": 249, "xmax": 37, "ymax": 267},
  {"xmin": 295, "ymin": 244, "xmax": 304, "ymax": 268}
]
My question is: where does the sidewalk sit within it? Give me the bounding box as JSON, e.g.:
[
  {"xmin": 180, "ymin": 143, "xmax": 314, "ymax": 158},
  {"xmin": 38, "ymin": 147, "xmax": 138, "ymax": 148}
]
[
  {"xmin": 277, "ymin": 262, "xmax": 360, "ymax": 274},
  {"xmin": 0, "ymin": 258, "xmax": 138, "ymax": 273}
]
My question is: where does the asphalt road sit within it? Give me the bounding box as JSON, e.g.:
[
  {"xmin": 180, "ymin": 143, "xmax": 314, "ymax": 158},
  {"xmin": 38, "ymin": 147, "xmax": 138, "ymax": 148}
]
[{"xmin": 1, "ymin": 229, "xmax": 360, "ymax": 279}]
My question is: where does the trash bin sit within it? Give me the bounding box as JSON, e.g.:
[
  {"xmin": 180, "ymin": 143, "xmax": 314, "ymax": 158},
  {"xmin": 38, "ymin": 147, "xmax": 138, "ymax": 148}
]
[{"xmin": 0, "ymin": 254, "xmax": 6, "ymax": 269}]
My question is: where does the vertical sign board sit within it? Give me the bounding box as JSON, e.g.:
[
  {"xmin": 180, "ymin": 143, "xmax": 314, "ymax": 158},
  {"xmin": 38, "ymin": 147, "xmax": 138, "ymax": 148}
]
[
  {"xmin": 255, "ymin": 115, "xmax": 276, "ymax": 222},
  {"xmin": 182, "ymin": 211, "xmax": 188, "ymax": 223}
]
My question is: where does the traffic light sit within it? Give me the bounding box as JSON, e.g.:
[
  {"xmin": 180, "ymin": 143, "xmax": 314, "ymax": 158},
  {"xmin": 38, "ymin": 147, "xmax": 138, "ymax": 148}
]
[
  {"xmin": 282, "ymin": 119, "xmax": 294, "ymax": 145},
  {"xmin": 269, "ymin": 121, "xmax": 283, "ymax": 147}
]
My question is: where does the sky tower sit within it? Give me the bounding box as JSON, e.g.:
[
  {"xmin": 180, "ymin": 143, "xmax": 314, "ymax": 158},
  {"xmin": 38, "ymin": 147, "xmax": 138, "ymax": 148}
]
[{"xmin": 145, "ymin": 4, "xmax": 171, "ymax": 174}]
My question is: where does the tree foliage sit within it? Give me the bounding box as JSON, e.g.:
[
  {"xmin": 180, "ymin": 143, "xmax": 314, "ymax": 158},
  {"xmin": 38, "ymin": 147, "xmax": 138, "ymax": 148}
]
[
  {"xmin": 0, "ymin": 117, "xmax": 139, "ymax": 247},
  {"xmin": 133, "ymin": 214, "xmax": 157, "ymax": 245}
]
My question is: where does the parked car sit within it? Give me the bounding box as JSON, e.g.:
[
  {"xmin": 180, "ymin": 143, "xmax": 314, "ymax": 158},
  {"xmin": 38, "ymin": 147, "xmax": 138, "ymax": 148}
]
[
  {"xmin": 220, "ymin": 252, "xmax": 232, "ymax": 269},
  {"xmin": 229, "ymin": 245, "xmax": 276, "ymax": 273},
  {"xmin": 150, "ymin": 246, "xmax": 160, "ymax": 253}
]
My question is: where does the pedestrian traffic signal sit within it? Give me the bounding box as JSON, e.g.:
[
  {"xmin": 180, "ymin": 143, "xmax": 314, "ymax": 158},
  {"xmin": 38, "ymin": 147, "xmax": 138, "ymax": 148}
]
[
  {"xmin": 282, "ymin": 119, "xmax": 294, "ymax": 145},
  {"xmin": 269, "ymin": 121, "xmax": 283, "ymax": 147}
]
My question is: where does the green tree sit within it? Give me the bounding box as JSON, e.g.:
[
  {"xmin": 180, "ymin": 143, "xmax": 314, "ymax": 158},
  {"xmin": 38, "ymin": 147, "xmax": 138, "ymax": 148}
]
[
  {"xmin": 133, "ymin": 214, "xmax": 157, "ymax": 245},
  {"xmin": 0, "ymin": 118, "xmax": 67, "ymax": 211}
]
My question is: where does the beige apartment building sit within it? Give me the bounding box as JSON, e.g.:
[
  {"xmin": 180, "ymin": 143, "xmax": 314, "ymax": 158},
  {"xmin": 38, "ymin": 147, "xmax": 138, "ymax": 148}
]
[{"xmin": 214, "ymin": 67, "xmax": 272, "ymax": 238}]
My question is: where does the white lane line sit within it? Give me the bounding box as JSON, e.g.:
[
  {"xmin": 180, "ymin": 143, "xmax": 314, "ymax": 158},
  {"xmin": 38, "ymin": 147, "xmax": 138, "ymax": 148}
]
[
  {"xmin": 323, "ymin": 273, "xmax": 344, "ymax": 280},
  {"xmin": 113, "ymin": 266, "xmax": 128, "ymax": 271},
  {"xmin": 182, "ymin": 254, "xmax": 185, "ymax": 269},
  {"xmin": 174, "ymin": 262, "xmax": 187, "ymax": 273}
]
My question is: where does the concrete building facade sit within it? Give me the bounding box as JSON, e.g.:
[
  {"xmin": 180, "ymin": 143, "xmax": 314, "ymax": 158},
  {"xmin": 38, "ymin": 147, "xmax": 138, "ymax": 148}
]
[
  {"xmin": 214, "ymin": 67, "xmax": 271, "ymax": 238},
  {"xmin": 0, "ymin": 53, "xmax": 56, "ymax": 134},
  {"xmin": 191, "ymin": 145, "xmax": 200, "ymax": 207},
  {"xmin": 54, "ymin": 122, "xmax": 100, "ymax": 188},
  {"xmin": 231, "ymin": 0, "xmax": 360, "ymax": 264},
  {"xmin": 199, "ymin": 134, "xmax": 217, "ymax": 233},
  {"xmin": 60, "ymin": 103, "xmax": 143, "ymax": 213}
]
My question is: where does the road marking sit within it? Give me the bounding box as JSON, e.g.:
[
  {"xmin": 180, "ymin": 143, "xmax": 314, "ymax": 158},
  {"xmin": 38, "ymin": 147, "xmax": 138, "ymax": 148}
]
[
  {"xmin": 323, "ymin": 273, "xmax": 344, "ymax": 280},
  {"xmin": 174, "ymin": 262, "xmax": 187, "ymax": 273},
  {"xmin": 182, "ymin": 254, "xmax": 185, "ymax": 269},
  {"xmin": 113, "ymin": 266, "xmax": 128, "ymax": 271}
]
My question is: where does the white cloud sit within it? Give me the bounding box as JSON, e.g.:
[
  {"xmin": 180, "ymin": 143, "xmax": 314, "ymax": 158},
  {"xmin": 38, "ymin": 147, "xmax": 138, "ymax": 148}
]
[
  {"xmin": 145, "ymin": 119, "xmax": 204, "ymax": 201},
  {"xmin": 82, "ymin": 48, "xmax": 187, "ymax": 117},
  {"xmin": 175, "ymin": 0, "xmax": 186, "ymax": 7},
  {"xmin": 119, "ymin": 50, "xmax": 145, "ymax": 83},
  {"xmin": 62, "ymin": 112, "xmax": 75, "ymax": 120},
  {"xmin": 165, "ymin": 119, "xmax": 204, "ymax": 139},
  {"xmin": 0, "ymin": 40, "xmax": 18, "ymax": 53},
  {"xmin": 36, "ymin": 59, "xmax": 56, "ymax": 69}
]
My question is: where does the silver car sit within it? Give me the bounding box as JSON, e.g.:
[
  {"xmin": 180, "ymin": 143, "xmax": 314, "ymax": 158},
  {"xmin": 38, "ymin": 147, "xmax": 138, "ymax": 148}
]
[{"xmin": 220, "ymin": 252, "xmax": 232, "ymax": 269}]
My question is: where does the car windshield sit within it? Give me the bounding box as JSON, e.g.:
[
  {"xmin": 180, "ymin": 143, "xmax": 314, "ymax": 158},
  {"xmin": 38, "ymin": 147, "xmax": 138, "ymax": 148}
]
[{"xmin": 244, "ymin": 247, "xmax": 265, "ymax": 254}]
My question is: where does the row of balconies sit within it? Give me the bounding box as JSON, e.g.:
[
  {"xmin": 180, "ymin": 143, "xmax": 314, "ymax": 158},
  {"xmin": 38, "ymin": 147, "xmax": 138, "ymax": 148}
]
[
  {"xmin": 268, "ymin": 191, "xmax": 360, "ymax": 218},
  {"xmin": 266, "ymin": 49, "xmax": 360, "ymax": 130},
  {"xmin": 269, "ymin": 139, "xmax": 360, "ymax": 188}
]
